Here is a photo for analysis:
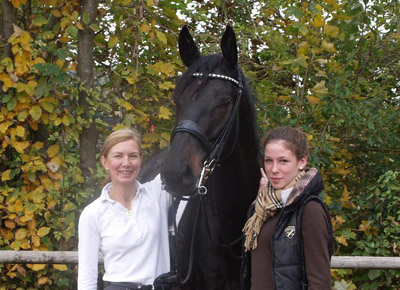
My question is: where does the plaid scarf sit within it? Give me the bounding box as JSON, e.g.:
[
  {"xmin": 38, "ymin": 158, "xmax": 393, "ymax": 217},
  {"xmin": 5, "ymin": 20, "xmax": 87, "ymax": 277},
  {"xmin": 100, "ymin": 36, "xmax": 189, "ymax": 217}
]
[{"xmin": 243, "ymin": 170, "xmax": 305, "ymax": 251}]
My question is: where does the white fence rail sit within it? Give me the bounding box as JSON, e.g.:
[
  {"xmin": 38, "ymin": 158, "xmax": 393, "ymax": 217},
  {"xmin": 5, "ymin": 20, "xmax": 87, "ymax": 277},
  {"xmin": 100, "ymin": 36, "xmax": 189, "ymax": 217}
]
[{"xmin": 0, "ymin": 251, "xmax": 400, "ymax": 269}]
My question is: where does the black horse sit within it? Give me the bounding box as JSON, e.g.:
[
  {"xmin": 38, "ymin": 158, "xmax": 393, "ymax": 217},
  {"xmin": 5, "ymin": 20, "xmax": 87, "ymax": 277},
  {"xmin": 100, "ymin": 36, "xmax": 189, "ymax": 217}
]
[{"xmin": 157, "ymin": 25, "xmax": 260, "ymax": 290}]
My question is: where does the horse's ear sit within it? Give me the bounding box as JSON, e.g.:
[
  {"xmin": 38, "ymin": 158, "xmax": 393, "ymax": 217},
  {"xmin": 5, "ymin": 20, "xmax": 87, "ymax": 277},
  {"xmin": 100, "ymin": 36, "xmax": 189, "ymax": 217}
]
[
  {"xmin": 221, "ymin": 25, "xmax": 238, "ymax": 67},
  {"xmin": 179, "ymin": 25, "xmax": 201, "ymax": 67}
]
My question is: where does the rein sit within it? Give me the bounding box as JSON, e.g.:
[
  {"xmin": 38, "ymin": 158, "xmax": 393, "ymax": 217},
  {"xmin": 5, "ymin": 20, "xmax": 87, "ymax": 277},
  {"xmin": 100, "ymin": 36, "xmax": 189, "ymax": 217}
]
[{"xmin": 167, "ymin": 69, "xmax": 244, "ymax": 285}]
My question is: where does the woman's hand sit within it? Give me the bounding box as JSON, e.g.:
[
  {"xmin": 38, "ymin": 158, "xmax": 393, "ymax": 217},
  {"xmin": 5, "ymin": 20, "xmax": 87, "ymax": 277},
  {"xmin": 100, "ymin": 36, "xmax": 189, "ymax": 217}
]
[{"xmin": 258, "ymin": 168, "xmax": 268, "ymax": 193}]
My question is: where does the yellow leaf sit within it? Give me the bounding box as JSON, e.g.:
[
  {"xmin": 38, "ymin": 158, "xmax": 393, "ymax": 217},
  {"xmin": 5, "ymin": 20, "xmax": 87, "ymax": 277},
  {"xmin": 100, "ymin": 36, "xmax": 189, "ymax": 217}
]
[
  {"xmin": 315, "ymin": 4, "xmax": 323, "ymax": 11},
  {"xmin": 108, "ymin": 36, "xmax": 119, "ymax": 48},
  {"xmin": 47, "ymin": 198, "xmax": 57, "ymax": 209},
  {"xmin": 32, "ymin": 141, "xmax": 44, "ymax": 150},
  {"xmin": 10, "ymin": 240, "xmax": 21, "ymax": 250},
  {"xmin": 150, "ymin": 61, "xmax": 176, "ymax": 77},
  {"xmin": 147, "ymin": 0, "xmax": 154, "ymax": 5},
  {"xmin": 16, "ymin": 82, "xmax": 26, "ymax": 93},
  {"xmin": 60, "ymin": 17, "xmax": 71, "ymax": 30},
  {"xmin": 32, "ymin": 235, "xmax": 41, "ymax": 248},
  {"xmin": 14, "ymin": 199, "xmax": 23, "ymax": 212},
  {"xmin": 140, "ymin": 23, "xmax": 151, "ymax": 33},
  {"xmin": 37, "ymin": 226, "xmax": 50, "ymax": 237},
  {"xmin": 278, "ymin": 95, "xmax": 291, "ymax": 102},
  {"xmin": 0, "ymin": 228, "xmax": 13, "ymax": 240},
  {"xmin": 331, "ymin": 167, "xmax": 350, "ymax": 175},
  {"xmin": 126, "ymin": 73, "xmax": 137, "ymax": 84},
  {"xmin": 29, "ymin": 120, "xmax": 38, "ymax": 131},
  {"xmin": 19, "ymin": 214, "xmax": 33, "ymax": 222},
  {"xmin": 38, "ymin": 276, "xmax": 49, "ymax": 285},
  {"xmin": 40, "ymin": 175, "xmax": 53, "ymax": 190},
  {"xmin": 15, "ymin": 125, "xmax": 25, "ymax": 137},
  {"xmin": 31, "ymin": 57, "xmax": 46, "ymax": 66},
  {"xmin": 29, "ymin": 105, "xmax": 42, "ymax": 121},
  {"xmin": 0, "ymin": 72, "xmax": 14, "ymax": 91},
  {"xmin": 51, "ymin": 9, "xmax": 62, "ymax": 17},
  {"xmin": 13, "ymin": 141, "xmax": 30, "ymax": 153},
  {"xmin": 324, "ymin": 24, "xmax": 339, "ymax": 38},
  {"xmin": 54, "ymin": 117, "xmax": 63, "ymax": 126},
  {"xmin": 158, "ymin": 106, "xmax": 172, "ymax": 120},
  {"xmin": 56, "ymin": 59, "xmax": 64, "ymax": 69},
  {"xmin": 157, "ymin": 31, "xmax": 167, "ymax": 44},
  {"xmin": 5, "ymin": 220, "xmax": 16, "ymax": 229},
  {"xmin": 323, "ymin": 194, "xmax": 332, "ymax": 205},
  {"xmin": 31, "ymin": 264, "xmax": 46, "ymax": 271},
  {"xmin": 76, "ymin": 22, "xmax": 84, "ymax": 30},
  {"xmin": 15, "ymin": 228, "xmax": 27, "ymax": 240},
  {"xmin": 53, "ymin": 264, "xmax": 68, "ymax": 271},
  {"xmin": 20, "ymin": 238, "xmax": 30, "ymax": 249},
  {"xmin": 62, "ymin": 114, "xmax": 74, "ymax": 126},
  {"xmin": 322, "ymin": 40, "xmax": 336, "ymax": 53},
  {"xmin": 306, "ymin": 95, "xmax": 320, "ymax": 104},
  {"xmin": 312, "ymin": 81, "xmax": 329, "ymax": 96},
  {"xmin": 335, "ymin": 235, "xmax": 348, "ymax": 246},
  {"xmin": 311, "ymin": 14, "xmax": 325, "ymax": 28},
  {"xmin": 298, "ymin": 41, "xmax": 310, "ymax": 55},
  {"xmin": 120, "ymin": 100, "xmax": 133, "ymax": 111},
  {"xmin": 1, "ymin": 169, "xmax": 11, "ymax": 181},
  {"xmin": 0, "ymin": 120, "xmax": 12, "ymax": 133},
  {"xmin": 11, "ymin": 0, "xmax": 28, "ymax": 8},
  {"xmin": 159, "ymin": 81, "xmax": 175, "ymax": 90},
  {"xmin": 47, "ymin": 144, "xmax": 60, "ymax": 158},
  {"xmin": 20, "ymin": 31, "xmax": 32, "ymax": 45}
]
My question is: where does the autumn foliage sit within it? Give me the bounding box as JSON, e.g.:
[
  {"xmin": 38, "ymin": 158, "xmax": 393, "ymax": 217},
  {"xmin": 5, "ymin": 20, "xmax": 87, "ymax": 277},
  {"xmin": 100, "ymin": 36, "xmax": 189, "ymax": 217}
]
[{"xmin": 1, "ymin": 0, "xmax": 399, "ymax": 289}]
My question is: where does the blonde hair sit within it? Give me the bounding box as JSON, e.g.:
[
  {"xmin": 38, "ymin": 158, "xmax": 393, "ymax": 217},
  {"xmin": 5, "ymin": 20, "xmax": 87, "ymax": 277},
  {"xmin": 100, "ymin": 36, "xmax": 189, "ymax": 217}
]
[{"xmin": 101, "ymin": 128, "xmax": 142, "ymax": 158}]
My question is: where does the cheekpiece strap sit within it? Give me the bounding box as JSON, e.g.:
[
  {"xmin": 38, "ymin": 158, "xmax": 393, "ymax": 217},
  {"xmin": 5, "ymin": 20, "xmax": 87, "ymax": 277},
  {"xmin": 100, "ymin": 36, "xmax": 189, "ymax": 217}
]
[{"xmin": 192, "ymin": 72, "xmax": 239, "ymax": 87}]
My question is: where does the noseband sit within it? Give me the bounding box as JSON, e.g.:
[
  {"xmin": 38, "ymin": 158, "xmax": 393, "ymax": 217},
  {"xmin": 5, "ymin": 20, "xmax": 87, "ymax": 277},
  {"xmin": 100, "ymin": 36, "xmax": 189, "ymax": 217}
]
[{"xmin": 170, "ymin": 69, "xmax": 244, "ymax": 195}]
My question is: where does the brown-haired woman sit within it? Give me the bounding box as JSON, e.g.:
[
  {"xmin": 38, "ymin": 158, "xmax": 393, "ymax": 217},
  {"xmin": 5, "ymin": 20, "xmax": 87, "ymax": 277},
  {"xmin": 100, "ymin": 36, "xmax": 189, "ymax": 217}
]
[
  {"xmin": 78, "ymin": 128, "xmax": 171, "ymax": 290},
  {"xmin": 241, "ymin": 126, "xmax": 333, "ymax": 290}
]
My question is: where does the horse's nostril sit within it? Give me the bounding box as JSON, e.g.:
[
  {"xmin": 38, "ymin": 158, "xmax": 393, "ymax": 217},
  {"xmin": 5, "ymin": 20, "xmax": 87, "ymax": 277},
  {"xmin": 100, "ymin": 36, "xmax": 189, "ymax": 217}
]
[{"xmin": 180, "ymin": 165, "xmax": 194, "ymax": 186}]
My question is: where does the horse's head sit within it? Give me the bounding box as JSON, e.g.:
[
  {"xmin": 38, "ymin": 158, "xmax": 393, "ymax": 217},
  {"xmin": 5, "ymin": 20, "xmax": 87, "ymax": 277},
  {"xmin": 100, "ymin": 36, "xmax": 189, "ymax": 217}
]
[{"xmin": 161, "ymin": 25, "xmax": 245, "ymax": 196}]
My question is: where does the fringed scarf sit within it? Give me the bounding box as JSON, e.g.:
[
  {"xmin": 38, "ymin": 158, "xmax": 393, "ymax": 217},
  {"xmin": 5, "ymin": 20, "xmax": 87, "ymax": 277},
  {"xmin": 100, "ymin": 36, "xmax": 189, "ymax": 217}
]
[{"xmin": 243, "ymin": 170, "xmax": 305, "ymax": 251}]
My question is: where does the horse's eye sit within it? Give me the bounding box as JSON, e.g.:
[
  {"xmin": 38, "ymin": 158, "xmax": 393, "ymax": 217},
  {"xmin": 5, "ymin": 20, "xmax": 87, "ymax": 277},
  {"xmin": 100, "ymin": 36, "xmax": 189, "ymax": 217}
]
[{"xmin": 220, "ymin": 98, "xmax": 232, "ymax": 109}]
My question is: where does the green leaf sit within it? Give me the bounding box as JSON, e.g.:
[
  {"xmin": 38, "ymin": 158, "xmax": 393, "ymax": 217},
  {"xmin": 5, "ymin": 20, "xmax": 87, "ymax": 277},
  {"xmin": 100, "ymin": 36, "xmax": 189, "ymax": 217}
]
[
  {"xmin": 67, "ymin": 25, "xmax": 78, "ymax": 39},
  {"xmin": 368, "ymin": 269, "xmax": 381, "ymax": 280},
  {"xmin": 37, "ymin": 227, "xmax": 51, "ymax": 237},
  {"xmin": 29, "ymin": 106, "xmax": 42, "ymax": 121},
  {"xmin": 32, "ymin": 17, "xmax": 48, "ymax": 27},
  {"xmin": 82, "ymin": 12, "xmax": 90, "ymax": 25}
]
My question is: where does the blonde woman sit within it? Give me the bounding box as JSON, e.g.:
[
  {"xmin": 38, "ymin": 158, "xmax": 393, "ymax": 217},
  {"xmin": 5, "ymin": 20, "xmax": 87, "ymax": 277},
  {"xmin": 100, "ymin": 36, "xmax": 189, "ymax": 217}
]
[{"xmin": 78, "ymin": 128, "xmax": 171, "ymax": 290}]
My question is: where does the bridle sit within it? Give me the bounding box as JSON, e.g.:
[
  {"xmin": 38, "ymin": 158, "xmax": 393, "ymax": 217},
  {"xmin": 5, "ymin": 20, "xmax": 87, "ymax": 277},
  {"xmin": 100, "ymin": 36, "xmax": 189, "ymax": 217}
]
[
  {"xmin": 166, "ymin": 68, "xmax": 244, "ymax": 285},
  {"xmin": 170, "ymin": 69, "xmax": 243, "ymax": 197}
]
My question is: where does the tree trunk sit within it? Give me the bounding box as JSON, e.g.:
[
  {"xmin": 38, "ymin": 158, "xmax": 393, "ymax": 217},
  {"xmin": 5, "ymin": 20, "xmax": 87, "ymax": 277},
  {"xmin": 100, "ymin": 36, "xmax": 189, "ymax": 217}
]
[
  {"xmin": 78, "ymin": 0, "xmax": 99, "ymax": 184},
  {"xmin": 2, "ymin": 0, "xmax": 16, "ymax": 58}
]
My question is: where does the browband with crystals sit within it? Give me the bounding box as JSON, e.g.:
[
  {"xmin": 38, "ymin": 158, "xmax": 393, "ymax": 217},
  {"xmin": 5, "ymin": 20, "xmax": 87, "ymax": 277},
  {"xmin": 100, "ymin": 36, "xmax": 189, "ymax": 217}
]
[{"xmin": 192, "ymin": 72, "xmax": 239, "ymax": 86}]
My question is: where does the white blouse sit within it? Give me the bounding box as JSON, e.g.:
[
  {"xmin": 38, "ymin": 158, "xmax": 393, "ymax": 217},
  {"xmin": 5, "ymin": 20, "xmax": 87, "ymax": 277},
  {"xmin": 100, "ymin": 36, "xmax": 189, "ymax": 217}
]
[{"xmin": 78, "ymin": 174, "xmax": 172, "ymax": 289}]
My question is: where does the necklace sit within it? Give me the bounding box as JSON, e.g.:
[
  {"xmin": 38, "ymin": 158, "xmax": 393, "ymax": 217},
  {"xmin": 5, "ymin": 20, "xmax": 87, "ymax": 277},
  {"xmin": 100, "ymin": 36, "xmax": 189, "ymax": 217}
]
[{"xmin": 109, "ymin": 188, "xmax": 136, "ymax": 214}]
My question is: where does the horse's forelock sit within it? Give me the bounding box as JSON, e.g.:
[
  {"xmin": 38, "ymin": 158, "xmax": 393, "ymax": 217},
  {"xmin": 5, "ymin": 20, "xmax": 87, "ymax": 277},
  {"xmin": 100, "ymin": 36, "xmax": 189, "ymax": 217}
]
[{"xmin": 174, "ymin": 54, "xmax": 225, "ymax": 99}]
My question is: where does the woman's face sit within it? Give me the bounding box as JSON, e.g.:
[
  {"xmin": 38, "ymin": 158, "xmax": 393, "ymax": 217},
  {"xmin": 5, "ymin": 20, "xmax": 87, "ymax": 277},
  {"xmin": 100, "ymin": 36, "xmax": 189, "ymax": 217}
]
[
  {"xmin": 263, "ymin": 140, "xmax": 307, "ymax": 190},
  {"xmin": 101, "ymin": 139, "xmax": 142, "ymax": 187}
]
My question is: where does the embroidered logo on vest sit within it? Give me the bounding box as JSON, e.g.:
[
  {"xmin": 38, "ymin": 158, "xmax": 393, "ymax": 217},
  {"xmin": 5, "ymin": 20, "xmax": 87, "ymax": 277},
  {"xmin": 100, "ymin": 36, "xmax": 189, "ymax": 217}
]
[{"xmin": 284, "ymin": 226, "xmax": 295, "ymax": 239}]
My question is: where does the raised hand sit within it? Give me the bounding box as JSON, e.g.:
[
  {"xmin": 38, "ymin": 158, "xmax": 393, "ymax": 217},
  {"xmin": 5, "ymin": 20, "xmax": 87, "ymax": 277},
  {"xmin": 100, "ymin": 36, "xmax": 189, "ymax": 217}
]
[{"xmin": 258, "ymin": 167, "xmax": 269, "ymax": 193}]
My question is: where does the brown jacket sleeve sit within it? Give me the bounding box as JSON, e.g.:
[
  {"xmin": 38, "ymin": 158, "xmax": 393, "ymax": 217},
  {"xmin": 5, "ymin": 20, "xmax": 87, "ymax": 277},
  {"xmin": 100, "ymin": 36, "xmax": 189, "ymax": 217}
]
[{"xmin": 302, "ymin": 200, "xmax": 332, "ymax": 290}]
